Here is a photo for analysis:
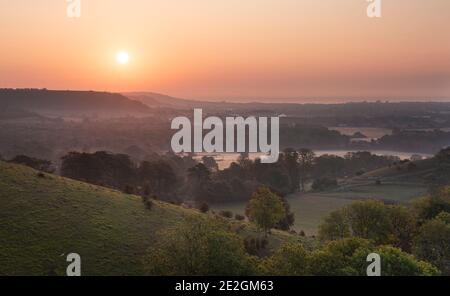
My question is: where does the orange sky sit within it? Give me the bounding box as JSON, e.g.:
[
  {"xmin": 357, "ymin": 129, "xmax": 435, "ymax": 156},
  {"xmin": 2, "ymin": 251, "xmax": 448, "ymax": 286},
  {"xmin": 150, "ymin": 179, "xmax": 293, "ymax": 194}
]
[{"xmin": 0, "ymin": 0, "xmax": 449, "ymax": 101}]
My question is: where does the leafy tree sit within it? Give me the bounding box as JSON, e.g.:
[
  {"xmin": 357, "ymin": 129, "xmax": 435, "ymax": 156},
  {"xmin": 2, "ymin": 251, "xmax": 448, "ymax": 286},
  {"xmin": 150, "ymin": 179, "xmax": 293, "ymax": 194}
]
[
  {"xmin": 388, "ymin": 205, "xmax": 417, "ymax": 252},
  {"xmin": 274, "ymin": 196, "xmax": 296, "ymax": 231},
  {"xmin": 139, "ymin": 160, "xmax": 177, "ymax": 197},
  {"xmin": 282, "ymin": 148, "xmax": 300, "ymax": 192},
  {"xmin": 298, "ymin": 148, "xmax": 315, "ymax": 191},
  {"xmin": 61, "ymin": 151, "xmax": 136, "ymax": 189},
  {"xmin": 310, "ymin": 238, "xmax": 438, "ymax": 276},
  {"xmin": 413, "ymin": 188, "xmax": 450, "ymax": 224},
  {"xmin": 413, "ymin": 218, "xmax": 450, "ymax": 275},
  {"xmin": 202, "ymin": 156, "xmax": 219, "ymax": 172},
  {"xmin": 318, "ymin": 210, "xmax": 351, "ymax": 241},
  {"xmin": 319, "ymin": 201, "xmax": 416, "ymax": 251},
  {"xmin": 198, "ymin": 202, "xmax": 210, "ymax": 213},
  {"xmin": 345, "ymin": 200, "xmax": 393, "ymax": 245},
  {"xmin": 145, "ymin": 217, "xmax": 254, "ymax": 276},
  {"xmin": 188, "ymin": 163, "xmax": 211, "ymax": 183},
  {"xmin": 246, "ymin": 187, "xmax": 286, "ymax": 237},
  {"xmin": 10, "ymin": 155, "xmax": 54, "ymax": 173},
  {"xmin": 262, "ymin": 243, "xmax": 310, "ymax": 276}
]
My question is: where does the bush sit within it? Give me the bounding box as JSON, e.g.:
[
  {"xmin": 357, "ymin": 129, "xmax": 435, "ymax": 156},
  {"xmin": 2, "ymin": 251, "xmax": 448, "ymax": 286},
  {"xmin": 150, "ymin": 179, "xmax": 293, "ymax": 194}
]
[
  {"xmin": 413, "ymin": 189, "xmax": 450, "ymax": 224},
  {"xmin": 413, "ymin": 218, "xmax": 450, "ymax": 275},
  {"xmin": 244, "ymin": 237, "xmax": 268, "ymax": 256},
  {"xmin": 262, "ymin": 238, "xmax": 439, "ymax": 276},
  {"xmin": 145, "ymin": 217, "xmax": 255, "ymax": 275},
  {"xmin": 198, "ymin": 202, "xmax": 210, "ymax": 213},
  {"xmin": 319, "ymin": 200, "xmax": 417, "ymax": 251},
  {"xmin": 124, "ymin": 185, "xmax": 135, "ymax": 194},
  {"xmin": 219, "ymin": 210, "xmax": 233, "ymax": 219},
  {"xmin": 235, "ymin": 214, "xmax": 245, "ymax": 221},
  {"xmin": 142, "ymin": 196, "xmax": 154, "ymax": 210}
]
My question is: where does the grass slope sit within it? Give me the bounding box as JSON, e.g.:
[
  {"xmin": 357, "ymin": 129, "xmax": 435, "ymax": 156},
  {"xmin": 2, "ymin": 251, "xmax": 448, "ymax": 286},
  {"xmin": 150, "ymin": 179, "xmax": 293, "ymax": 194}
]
[{"xmin": 0, "ymin": 161, "xmax": 197, "ymax": 275}]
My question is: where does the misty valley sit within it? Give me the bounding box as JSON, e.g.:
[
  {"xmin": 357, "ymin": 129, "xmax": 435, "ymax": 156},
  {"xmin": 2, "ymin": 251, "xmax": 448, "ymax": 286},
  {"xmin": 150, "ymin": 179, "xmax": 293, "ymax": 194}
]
[{"xmin": 1, "ymin": 89, "xmax": 450, "ymax": 276}]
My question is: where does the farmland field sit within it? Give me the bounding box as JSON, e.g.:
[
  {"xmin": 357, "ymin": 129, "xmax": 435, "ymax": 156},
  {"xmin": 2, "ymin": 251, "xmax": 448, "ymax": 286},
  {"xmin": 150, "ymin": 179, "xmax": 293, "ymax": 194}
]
[{"xmin": 212, "ymin": 181, "xmax": 427, "ymax": 235}]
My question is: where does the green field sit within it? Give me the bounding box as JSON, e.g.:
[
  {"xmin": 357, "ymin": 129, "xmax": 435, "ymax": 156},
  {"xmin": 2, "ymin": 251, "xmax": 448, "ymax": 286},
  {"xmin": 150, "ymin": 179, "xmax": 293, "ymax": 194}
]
[
  {"xmin": 212, "ymin": 194, "xmax": 354, "ymax": 235},
  {"xmin": 212, "ymin": 164, "xmax": 430, "ymax": 235}
]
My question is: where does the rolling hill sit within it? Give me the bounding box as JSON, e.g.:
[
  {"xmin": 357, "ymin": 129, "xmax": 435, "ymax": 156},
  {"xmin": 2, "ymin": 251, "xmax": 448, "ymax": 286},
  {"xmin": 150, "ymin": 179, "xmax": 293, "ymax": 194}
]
[
  {"xmin": 0, "ymin": 89, "xmax": 150, "ymax": 117},
  {"xmin": 0, "ymin": 161, "xmax": 298, "ymax": 276},
  {"xmin": 0, "ymin": 160, "xmax": 196, "ymax": 275}
]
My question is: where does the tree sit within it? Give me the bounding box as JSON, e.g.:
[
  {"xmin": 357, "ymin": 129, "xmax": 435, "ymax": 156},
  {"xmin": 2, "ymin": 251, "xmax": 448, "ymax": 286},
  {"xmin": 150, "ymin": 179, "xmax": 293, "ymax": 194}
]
[
  {"xmin": 246, "ymin": 187, "xmax": 286, "ymax": 237},
  {"xmin": 283, "ymin": 148, "xmax": 300, "ymax": 192},
  {"xmin": 387, "ymin": 205, "xmax": 417, "ymax": 252},
  {"xmin": 318, "ymin": 210, "xmax": 351, "ymax": 241},
  {"xmin": 202, "ymin": 156, "xmax": 219, "ymax": 172},
  {"xmin": 298, "ymin": 149, "xmax": 315, "ymax": 191},
  {"xmin": 310, "ymin": 237, "xmax": 438, "ymax": 276},
  {"xmin": 345, "ymin": 200, "xmax": 392, "ymax": 245},
  {"xmin": 10, "ymin": 155, "xmax": 54, "ymax": 173},
  {"xmin": 413, "ymin": 188, "xmax": 450, "ymax": 224},
  {"xmin": 188, "ymin": 163, "xmax": 211, "ymax": 184},
  {"xmin": 145, "ymin": 217, "xmax": 254, "ymax": 276},
  {"xmin": 262, "ymin": 243, "xmax": 309, "ymax": 276},
  {"xmin": 318, "ymin": 200, "xmax": 416, "ymax": 251},
  {"xmin": 139, "ymin": 160, "xmax": 177, "ymax": 197},
  {"xmin": 413, "ymin": 218, "xmax": 450, "ymax": 275}
]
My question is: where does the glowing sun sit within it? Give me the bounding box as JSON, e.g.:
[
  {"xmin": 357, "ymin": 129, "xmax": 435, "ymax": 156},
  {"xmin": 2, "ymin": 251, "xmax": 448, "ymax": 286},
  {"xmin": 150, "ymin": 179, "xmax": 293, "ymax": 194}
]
[{"xmin": 116, "ymin": 51, "xmax": 130, "ymax": 65}]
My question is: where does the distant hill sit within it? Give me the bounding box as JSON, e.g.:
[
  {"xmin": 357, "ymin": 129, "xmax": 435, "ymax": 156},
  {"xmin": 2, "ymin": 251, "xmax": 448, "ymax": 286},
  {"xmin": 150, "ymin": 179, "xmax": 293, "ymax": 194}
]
[
  {"xmin": 0, "ymin": 89, "xmax": 150, "ymax": 117},
  {"xmin": 125, "ymin": 91, "xmax": 223, "ymax": 109}
]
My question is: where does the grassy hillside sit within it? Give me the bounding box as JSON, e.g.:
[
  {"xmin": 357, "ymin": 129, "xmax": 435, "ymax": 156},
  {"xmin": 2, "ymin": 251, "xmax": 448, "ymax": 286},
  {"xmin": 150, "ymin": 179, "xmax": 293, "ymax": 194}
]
[
  {"xmin": 0, "ymin": 161, "xmax": 301, "ymax": 275},
  {"xmin": 0, "ymin": 161, "xmax": 204, "ymax": 275}
]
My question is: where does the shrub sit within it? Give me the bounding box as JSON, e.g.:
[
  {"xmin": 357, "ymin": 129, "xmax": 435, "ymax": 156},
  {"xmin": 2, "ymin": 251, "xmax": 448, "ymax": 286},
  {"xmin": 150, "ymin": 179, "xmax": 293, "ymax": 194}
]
[
  {"xmin": 244, "ymin": 237, "xmax": 268, "ymax": 256},
  {"xmin": 413, "ymin": 218, "xmax": 450, "ymax": 275},
  {"xmin": 142, "ymin": 196, "xmax": 154, "ymax": 210},
  {"xmin": 198, "ymin": 202, "xmax": 210, "ymax": 213},
  {"xmin": 124, "ymin": 185, "xmax": 135, "ymax": 194},
  {"xmin": 235, "ymin": 214, "xmax": 245, "ymax": 221},
  {"xmin": 319, "ymin": 200, "xmax": 417, "ymax": 251},
  {"xmin": 219, "ymin": 210, "xmax": 233, "ymax": 219},
  {"xmin": 145, "ymin": 217, "xmax": 255, "ymax": 275}
]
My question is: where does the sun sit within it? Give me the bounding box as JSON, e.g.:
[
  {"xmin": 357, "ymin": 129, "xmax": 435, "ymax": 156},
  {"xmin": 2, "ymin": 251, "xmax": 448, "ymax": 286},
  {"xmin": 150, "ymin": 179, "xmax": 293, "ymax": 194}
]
[{"xmin": 116, "ymin": 51, "xmax": 130, "ymax": 65}]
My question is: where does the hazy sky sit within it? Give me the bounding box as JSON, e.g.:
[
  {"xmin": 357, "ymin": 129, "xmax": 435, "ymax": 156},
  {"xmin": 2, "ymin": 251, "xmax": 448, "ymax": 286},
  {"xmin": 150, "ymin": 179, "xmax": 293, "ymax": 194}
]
[{"xmin": 1, "ymin": 0, "xmax": 449, "ymax": 101}]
